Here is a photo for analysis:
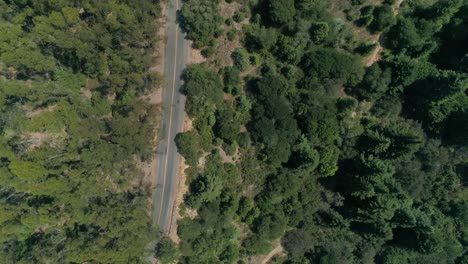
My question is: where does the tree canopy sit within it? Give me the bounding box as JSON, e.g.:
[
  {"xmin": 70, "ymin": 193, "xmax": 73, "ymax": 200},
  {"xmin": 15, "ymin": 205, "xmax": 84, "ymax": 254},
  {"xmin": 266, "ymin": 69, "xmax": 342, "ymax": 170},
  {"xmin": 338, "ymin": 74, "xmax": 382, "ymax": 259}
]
[{"xmin": 0, "ymin": 0, "xmax": 162, "ymax": 261}]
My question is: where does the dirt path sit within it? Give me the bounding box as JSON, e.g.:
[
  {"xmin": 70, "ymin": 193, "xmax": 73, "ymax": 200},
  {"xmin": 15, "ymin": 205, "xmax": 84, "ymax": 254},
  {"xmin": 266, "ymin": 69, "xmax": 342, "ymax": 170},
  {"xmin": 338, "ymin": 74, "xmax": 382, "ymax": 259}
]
[
  {"xmin": 261, "ymin": 244, "xmax": 284, "ymax": 264},
  {"xmin": 365, "ymin": 34, "xmax": 383, "ymax": 66},
  {"xmin": 364, "ymin": 0, "xmax": 404, "ymax": 67},
  {"xmin": 246, "ymin": 240, "xmax": 285, "ymax": 264}
]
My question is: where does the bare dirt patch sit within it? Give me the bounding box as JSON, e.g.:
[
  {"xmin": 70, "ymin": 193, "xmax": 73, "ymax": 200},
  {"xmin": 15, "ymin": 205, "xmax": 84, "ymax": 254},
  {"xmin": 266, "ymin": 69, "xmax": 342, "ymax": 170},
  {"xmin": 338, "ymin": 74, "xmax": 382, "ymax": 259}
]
[
  {"xmin": 107, "ymin": 92, "xmax": 116, "ymax": 104},
  {"xmin": 240, "ymin": 65, "xmax": 259, "ymax": 79},
  {"xmin": 219, "ymin": 1, "xmax": 241, "ymax": 18},
  {"xmin": 261, "ymin": 244, "xmax": 285, "ymax": 264},
  {"xmin": 142, "ymin": 88, "xmax": 163, "ymax": 105},
  {"xmin": 242, "ymin": 184, "xmax": 258, "ymax": 198},
  {"xmin": 183, "ymin": 115, "xmax": 193, "ymax": 131},
  {"xmin": 216, "ymin": 1, "xmax": 248, "ymax": 67},
  {"xmin": 198, "ymin": 152, "xmax": 210, "ymax": 169},
  {"xmin": 365, "ymin": 35, "xmax": 383, "ymax": 67},
  {"xmin": 246, "ymin": 240, "xmax": 285, "ymax": 264},
  {"xmin": 188, "ymin": 41, "xmax": 206, "ymax": 64},
  {"xmin": 134, "ymin": 155, "xmax": 156, "ymax": 186},
  {"xmin": 395, "ymin": 0, "xmax": 404, "ymax": 15},
  {"xmin": 80, "ymin": 88, "xmax": 92, "ymax": 99},
  {"xmin": 22, "ymin": 132, "xmax": 52, "ymax": 150},
  {"xmin": 216, "ymin": 37, "xmax": 240, "ymax": 67},
  {"xmin": 239, "ymin": 125, "xmax": 247, "ymax": 133},
  {"xmin": 218, "ymin": 147, "xmax": 238, "ymax": 164},
  {"xmin": 21, "ymin": 130, "xmax": 66, "ymax": 151},
  {"xmin": 223, "ymin": 93, "xmax": 235, "ymax": 103}
]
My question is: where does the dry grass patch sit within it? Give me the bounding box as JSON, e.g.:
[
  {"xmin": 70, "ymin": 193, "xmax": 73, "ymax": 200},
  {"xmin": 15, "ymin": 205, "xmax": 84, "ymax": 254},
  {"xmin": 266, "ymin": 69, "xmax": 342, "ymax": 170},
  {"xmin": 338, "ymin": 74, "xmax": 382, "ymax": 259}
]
[
  {"xmin": 23, "ymin": 104, "xmax": 58, "ymax": 118},
  {"xmin": 21, "ymin": 129, "xmax": 67, "ymax": 151}
]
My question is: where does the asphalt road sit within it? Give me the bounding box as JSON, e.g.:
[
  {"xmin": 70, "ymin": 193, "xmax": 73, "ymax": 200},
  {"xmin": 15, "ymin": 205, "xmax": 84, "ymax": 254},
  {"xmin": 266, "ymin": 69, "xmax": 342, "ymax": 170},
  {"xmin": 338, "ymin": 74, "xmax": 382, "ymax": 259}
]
[{"xmin": 152, "ymin": 0, "xmax": 188, "ymax": 234}]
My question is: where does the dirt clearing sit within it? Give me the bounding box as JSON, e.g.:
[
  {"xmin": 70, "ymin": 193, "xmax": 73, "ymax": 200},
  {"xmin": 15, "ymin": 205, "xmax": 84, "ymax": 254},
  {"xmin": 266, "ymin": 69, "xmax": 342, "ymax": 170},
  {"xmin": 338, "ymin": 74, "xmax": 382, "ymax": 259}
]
[{"xmin": 188, "ymin": 41, "xmax": 206, "ymax": 64}]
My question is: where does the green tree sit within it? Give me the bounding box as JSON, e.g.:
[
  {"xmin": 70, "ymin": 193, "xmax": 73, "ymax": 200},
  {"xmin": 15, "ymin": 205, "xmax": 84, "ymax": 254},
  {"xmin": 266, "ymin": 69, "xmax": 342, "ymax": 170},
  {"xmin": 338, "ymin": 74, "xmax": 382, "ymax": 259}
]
[
  {"xmin": 310, "ymin": 22, "xmax": 329, "ymax": 43},
  {"xmin": 180, "ymin": 0, "xmax": 222, "ymax": 48},
  {"xmin": 302, "ymin": 47, "xmax": 365, "ymax": 86},
  {"xmin": 243, "ymin": 235, "xmax": 272, "ymax": 255},
  {"xmin": 354, "ymin": 63, "xmax": 392, "ymax": 100},
  {"xmin": 175, "ymin": 131, "xmax": 202, "ymax": 166},
  {"xmin": 183, "ymin": 64, "xmax": 224, "ymax": 117},
  {"xmin": 369, "ymin": 4, "xmax": 395, "ymax": 32},
  {"xmin": 214, "ymin": 105, "xmax": 242, "ymax": 143},
  {"xmin": 155, "ymin": 238, "xmax": 180, "ymax": 264},
  {"xmin": 268, "ymin": 0, "xmax": 296, "ymax": 26},
  {"xmin": 231, "ymin": 48, "xmax": 250, "ymax": 71}
]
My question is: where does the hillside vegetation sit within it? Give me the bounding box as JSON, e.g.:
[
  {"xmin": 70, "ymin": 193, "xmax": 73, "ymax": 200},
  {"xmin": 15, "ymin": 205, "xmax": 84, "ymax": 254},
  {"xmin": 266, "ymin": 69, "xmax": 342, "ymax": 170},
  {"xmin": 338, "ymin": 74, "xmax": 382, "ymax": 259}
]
[
  {"xmin": 167, "ymin": 0, "xmax": 468, "ymax": 263},
  {"xmin": 0, "ymin": 1, "xmax": 162, "ymax": 262}
]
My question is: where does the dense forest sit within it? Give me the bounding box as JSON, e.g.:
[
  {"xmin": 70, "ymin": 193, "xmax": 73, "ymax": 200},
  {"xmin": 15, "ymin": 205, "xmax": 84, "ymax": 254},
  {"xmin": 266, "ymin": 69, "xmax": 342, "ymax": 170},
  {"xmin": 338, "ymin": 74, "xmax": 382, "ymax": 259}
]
[
  {"xmin": 167, "ymin": 0, "xmax": 468, "ymax": 263},
  {"xmin": 0, "ymin": 0, "xmax": 162, "ymax": 262}
]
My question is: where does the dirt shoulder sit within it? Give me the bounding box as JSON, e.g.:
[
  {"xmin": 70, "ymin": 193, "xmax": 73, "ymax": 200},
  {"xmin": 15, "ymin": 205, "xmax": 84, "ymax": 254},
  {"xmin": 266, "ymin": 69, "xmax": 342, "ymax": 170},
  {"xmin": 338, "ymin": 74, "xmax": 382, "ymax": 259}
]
[
  {"xmin": 139, "ymin": 0, "xmax": 167, "ymax": 213},
  {"xmin": 167, "ymin": 115, "xmax": 193, "ymax": 244}
]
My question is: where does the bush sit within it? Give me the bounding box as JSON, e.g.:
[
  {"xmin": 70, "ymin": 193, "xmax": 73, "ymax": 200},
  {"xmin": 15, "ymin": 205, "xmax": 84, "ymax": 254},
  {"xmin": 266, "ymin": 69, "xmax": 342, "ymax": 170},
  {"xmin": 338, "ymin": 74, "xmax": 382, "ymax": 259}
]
[
  {"xmin": 227, "ymin": 28, "xmax": 237, "ymax": 41},
  {"xmin": 155, "ymin": 238, "xmax": 179, "ymax": 264},
  {"xmin": 233, "ymin": 10, "xmax": 245, "ymax": 23},
  {"xmin": 249, "ymin": 53, "xmax": 261, "ymax": 66},
  {"xmin": 182, "ymin": 64, "xmax": 224, "ymax": 117},
  {"xmin": 224, "ymin": 141, "xmax": 238, "ymax": 155},
  {"xmin": 369, "ymin": 4, "xmax": 395, "ymax": 32},
  {"xmin": 357, "ymin": 5, "xmax": 374, "ymax": 27},
  {"xmin": 231, "ymin": 48, "xmax": 250, "ymax": 71},
  {"xmin": 223, "ymin": 66, "xmax": 241, "ymax": 87},
  {"xmin": 268, "ymin": 0, "xmax": 296, "ymax": 26},
  {"xmin": 354, "ymin": 42, "xmax": 377, "ymax": 55},
  {"xmin": 201, "ymin": 46, "xmax": 216, "ymax": 58},
  {"xmin": 371, "ymin": 95, "xmax": 402, "ymax": 117},
  {"xmin": 180, "ymin": 0, "xmax": 222, "ymax": 48},
  {"xmin": 243, "ymin": 235, "xmax": 272, "ymax": 255},
  {"xmin": 175, "ymin": 131, "xmax": 202, "ymax": 166},
  {"xmin": 310, "ymin": 22, "xmax": 329, "ymax": 43},
  {"xmin": 302, "ymin": 47, "xmax": 365, "ymax": 86}
]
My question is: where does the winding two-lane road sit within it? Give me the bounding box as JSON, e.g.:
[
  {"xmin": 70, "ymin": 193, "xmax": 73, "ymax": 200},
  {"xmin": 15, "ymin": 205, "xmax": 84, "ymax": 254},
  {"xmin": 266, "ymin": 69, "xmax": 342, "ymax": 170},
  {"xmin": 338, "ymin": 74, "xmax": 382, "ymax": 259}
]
[{"xmin": 152, "ymin": 0, "xmax": 188, "ymax": 234}]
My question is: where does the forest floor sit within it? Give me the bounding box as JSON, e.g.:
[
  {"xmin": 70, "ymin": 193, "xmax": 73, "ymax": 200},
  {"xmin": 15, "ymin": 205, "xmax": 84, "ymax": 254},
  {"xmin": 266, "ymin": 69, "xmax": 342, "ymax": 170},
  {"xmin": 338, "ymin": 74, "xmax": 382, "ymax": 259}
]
[{"xmin": 216, "ymin": 1, "xmax": 241, "ymax": 67}]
